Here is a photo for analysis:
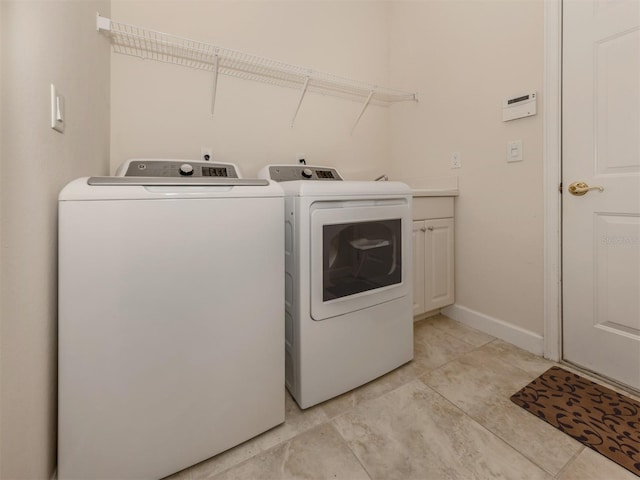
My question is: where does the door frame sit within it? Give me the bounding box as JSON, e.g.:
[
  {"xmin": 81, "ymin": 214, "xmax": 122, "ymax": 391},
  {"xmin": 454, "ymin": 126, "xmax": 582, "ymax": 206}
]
[{"xmin": 543, "ymin": 0, "xmax": 562, "ymax": 361}]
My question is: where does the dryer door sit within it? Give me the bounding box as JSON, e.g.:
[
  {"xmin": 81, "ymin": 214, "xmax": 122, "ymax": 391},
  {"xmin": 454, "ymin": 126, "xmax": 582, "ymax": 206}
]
[{"xmin": 310, "ymin": 199, "xmax": 411, "ymax": 320}]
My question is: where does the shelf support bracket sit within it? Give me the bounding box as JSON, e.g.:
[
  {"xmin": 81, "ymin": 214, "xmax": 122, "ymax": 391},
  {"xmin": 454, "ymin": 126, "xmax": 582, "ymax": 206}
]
[
  {"xmin": 351, "ymin": 89, "xmax": 375, "ymax": 134},
  {"xmin": 290, "ymin": 75, "xmax": 311, "ymax": 128},
  {"xmin": 211, "ymin": 53, "xmax": 220, "ymax": 116},
  {"xmin": 96, "ymin": 12, "xmax": 111, "ymax": 32}
]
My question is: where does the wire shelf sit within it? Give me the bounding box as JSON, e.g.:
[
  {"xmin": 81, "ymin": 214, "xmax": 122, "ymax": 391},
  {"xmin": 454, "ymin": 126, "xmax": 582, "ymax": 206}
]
[{"xmin": 97, "ymin": 14, "xmax": 418, "ymax": 129}]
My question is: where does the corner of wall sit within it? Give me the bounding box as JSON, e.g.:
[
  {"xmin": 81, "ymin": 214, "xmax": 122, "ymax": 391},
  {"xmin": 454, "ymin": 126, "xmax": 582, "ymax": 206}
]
[
  {"xmin": 0, "ymin": 1, "xmax": 110, "ymax": 478},
  {"xmin": 442, "ymin": 304, "xmax": 544, "ymax": 356}
]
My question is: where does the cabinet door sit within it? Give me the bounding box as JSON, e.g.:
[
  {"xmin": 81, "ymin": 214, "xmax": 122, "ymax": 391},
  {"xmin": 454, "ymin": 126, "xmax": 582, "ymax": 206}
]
[
  {"xmin": 412, "ymin": 221, "xmax": 426, "ymax": 316},
  {"xmin": 424, "ymin": 218, "xmax": 454, "ymax": 311}
]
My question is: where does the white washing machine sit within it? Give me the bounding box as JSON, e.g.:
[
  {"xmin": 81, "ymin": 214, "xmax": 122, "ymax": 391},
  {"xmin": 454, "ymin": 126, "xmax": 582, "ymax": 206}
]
[
  {"xmin": 259, "ymin": 164, "xmax": 413, "ymax": 409},
  {"xmin": 58, "ymin": 160, "xmax": 284, "ymax": 479}
]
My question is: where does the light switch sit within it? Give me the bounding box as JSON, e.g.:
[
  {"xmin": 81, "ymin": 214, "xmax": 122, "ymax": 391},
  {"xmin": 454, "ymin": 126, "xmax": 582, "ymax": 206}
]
[
  {"xmin": 50, "ymin": 84, "xmax": 65, "ymax": 133},
  {"xmin": 507, "ymin": 140, "xmax": 523, "ymax": 162}
]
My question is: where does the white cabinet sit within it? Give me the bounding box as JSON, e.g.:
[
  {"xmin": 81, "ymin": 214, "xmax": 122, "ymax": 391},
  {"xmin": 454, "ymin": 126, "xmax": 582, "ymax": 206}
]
[{"xmin": 412, "ymin": 197, "xmax": 455, "ymax": 317}]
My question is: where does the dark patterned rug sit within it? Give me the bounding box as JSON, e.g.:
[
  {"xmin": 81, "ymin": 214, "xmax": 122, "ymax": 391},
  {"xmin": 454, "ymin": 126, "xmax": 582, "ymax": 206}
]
[{"xmin": 510, "ymin": 366, "xmax": 640, "ymax": 477}]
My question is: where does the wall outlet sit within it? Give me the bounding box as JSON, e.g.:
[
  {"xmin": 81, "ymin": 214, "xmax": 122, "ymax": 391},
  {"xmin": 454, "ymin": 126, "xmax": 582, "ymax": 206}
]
[
  {"xmin": 296, "ymin": 152, "xmax": 306, "ymax": 164},
  {"xmin": 201, "ymin": 147, "xmax": 212, "ymax": 162},
  {"xmin": 451, "ymin": 152, "xmax": 461, "ymax": 169}
]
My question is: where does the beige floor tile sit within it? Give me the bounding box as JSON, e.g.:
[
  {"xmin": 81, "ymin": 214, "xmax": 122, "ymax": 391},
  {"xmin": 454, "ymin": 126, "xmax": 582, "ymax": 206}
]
[
  {"xmin": 412, "ymin": 317, "xmax": 480, "ymax": 372},
  {"xmin": 209, "ymin": 423, "xmax": 370, "ymax": 480},
  {"xmin": 425, "ymin": 314, "xmax": 496, "ymax": 347},
  {"xmin": 557, "ymin": 447, "xmax": 638, "ymax": 480},
  {"xmin": 332, "ymin": 380, "xmax": 551, "ymax": 480},
  {"xmin": 478, "ymin": 338, "xmax": 556, "ymax": 377},
  {"xmin": 421, "ymin": 345, "xmax": 583, "ymax": 476},
  {"xmin": 320, "ymin": 360, "xmax": 417, "ymax": 419},
  {"xmin": 185, "ymin": 392, "xmax": 329, "ymax": 479},
  {"xmin": 163, "ymin": 467, "xmax": 193, "ymax": 480}
]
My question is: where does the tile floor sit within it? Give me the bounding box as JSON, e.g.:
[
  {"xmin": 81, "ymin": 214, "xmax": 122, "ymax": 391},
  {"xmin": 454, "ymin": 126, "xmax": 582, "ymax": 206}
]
[{"xmin": 167, "ymin": 314, "xmax": 639, "ymax": 480}]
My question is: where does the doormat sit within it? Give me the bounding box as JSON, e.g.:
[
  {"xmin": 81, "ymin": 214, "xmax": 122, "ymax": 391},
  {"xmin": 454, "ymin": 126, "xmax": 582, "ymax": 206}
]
[{"xmin": 510, "ymin": 366, "xmax": 640, "ymax": 476}]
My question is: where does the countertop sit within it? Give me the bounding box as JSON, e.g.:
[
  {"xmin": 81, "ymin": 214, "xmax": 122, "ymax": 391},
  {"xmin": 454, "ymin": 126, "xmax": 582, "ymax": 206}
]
[{"xmin": 412, "ymin": 188, "xmax": 459, "ymax": 197}]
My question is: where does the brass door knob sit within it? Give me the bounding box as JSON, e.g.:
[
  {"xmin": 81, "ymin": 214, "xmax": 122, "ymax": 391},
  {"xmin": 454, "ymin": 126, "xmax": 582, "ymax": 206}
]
[{"xmin": 568, "ymin": 181, "xmax": 604, "ymax": 196}]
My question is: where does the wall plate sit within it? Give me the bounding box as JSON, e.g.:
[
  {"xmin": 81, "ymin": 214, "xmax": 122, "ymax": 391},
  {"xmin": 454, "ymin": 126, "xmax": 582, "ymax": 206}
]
[{"xmin": 507, "ymin": 140, "xmax": 523, "ymax": 162}]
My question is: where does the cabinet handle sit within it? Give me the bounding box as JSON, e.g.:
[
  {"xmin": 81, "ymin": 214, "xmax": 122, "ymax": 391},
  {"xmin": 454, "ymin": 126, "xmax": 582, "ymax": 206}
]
[
  {"xmin": 420, "ymin": 227, "xmax": 427, "ymax": 232},
  {"xmin": 427, "ymin": 226, "xmax": 434, "ymax": 231}
]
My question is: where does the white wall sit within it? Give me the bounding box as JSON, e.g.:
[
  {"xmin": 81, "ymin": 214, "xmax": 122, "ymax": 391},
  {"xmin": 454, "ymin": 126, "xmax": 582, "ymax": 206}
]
[
  {"xmin": 110, "ymin": 1, "xmax": 393, "ymax": 179},
  {"xmin": 389, "ymin": 1, "xmax": 545, "ymax": 341},
  {"xmin": 0, "ymin": 1, "xmax": 110, "ymax": 478}
]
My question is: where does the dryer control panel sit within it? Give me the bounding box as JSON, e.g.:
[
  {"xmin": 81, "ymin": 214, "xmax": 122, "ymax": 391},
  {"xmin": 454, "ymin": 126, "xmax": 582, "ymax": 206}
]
[
  {"xmin": 264, "ymin": 165, "xmax": 343, "ymax": 182},
  {"xmin": 118, "ymin": 159, "xmax": 241, "ymax": 178}
]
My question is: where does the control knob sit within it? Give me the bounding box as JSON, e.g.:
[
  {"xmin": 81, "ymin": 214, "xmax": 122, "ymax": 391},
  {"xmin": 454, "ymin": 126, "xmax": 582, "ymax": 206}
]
[
  {"xmin": 179, "ymin": 164, "xmax": 194, "ymax": 176},
  {"xmin": 301, "ymin": 168, "xmax": 313, "ymax": 179}
]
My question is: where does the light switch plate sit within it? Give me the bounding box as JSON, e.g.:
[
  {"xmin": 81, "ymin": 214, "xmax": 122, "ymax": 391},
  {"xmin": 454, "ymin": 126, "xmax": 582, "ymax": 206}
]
[
  {"xmin": 50, "ymin": 84, "xmax": 65, "ymax": 133},
  {"xmin": 507, "ymin": 140, "xmax": 523, "ymax": 162}
]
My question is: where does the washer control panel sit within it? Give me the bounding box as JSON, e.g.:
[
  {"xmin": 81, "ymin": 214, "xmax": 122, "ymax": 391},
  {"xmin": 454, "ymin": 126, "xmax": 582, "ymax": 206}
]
[
  {"xmin": 266, "ymin": 165, "xmax": 342, "ymax": 182},
  {"xmin": 120, "ymin": 160, "xmax": 241, "ymax": 178}
]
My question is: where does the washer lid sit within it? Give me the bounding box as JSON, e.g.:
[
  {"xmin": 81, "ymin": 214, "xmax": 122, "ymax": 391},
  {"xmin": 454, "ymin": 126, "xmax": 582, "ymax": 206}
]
[
  {"xmin": 87, "ymin": 177, "xmax": 268, "ymax": 187},
  {"xmin": 59, "ymin": 177, "xmax": 283, "ymax": 201}
]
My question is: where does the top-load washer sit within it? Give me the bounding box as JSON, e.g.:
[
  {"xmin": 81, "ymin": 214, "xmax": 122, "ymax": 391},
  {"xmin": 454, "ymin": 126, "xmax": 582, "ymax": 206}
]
[
  {"xmin": 259, "ymin": 164, "xmax": 413, "ymax": 409},
  {"xmin": 58, "ymin": 159, "xmax": 284, "ymax": 479}
]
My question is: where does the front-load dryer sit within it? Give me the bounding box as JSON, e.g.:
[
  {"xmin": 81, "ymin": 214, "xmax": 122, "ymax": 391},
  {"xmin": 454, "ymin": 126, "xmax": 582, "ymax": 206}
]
[
  {"xmin": 259, "ymin": 164, "xmax": 413, "ymax": 409},
  {"xmin": 58, "ymin": 160, "xmax": 284, "ymax": 479}
]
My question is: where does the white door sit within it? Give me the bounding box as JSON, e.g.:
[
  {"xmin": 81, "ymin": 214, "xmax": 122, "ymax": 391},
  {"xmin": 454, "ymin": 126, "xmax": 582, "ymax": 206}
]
[{"xmin": 562, "ymin": 0, "xmax": 640, "ymax": 389}]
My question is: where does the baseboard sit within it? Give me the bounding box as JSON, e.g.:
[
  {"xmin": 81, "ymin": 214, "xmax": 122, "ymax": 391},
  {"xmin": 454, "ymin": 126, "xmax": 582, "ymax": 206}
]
[
  {"xmin": 413, "ymin": 308, "xmax": 441, "ymax": 322},
  {"xmin": 441, "ymin": 304, "xmax": 544, "ymax": 356}
]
